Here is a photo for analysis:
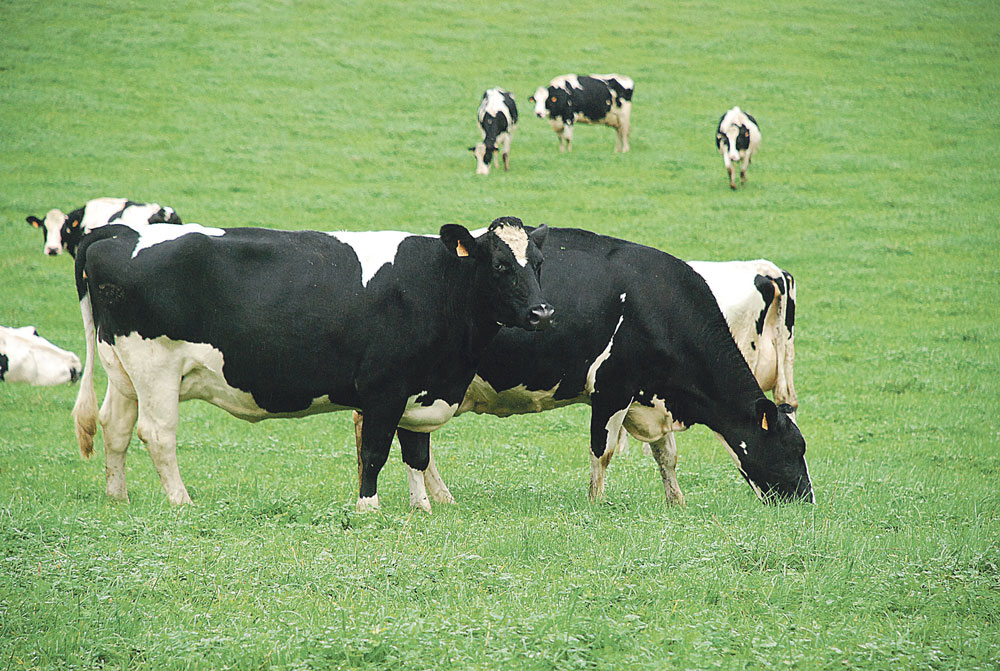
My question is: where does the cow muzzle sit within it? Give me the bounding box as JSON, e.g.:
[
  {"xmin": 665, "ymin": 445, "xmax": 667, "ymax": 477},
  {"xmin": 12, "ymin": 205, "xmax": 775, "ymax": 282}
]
[
  {"xmin": 527, "ymin": 303, "xmax": 555, "ymax": 330},
  {"xmin": 46, "ymin": 246, "xmax": 61, "ymax": 256}
]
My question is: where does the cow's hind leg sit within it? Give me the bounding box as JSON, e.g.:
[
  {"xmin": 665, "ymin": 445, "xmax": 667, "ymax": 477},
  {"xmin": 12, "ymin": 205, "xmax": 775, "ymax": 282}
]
[
  {"xmin": 588, "ymin": 394, "xmax": 632, "ymax": 500},
  {"xmin": 99, "ymin": 383, "xmax": 138, "ymax": 502},
  {"xmin": 423, "ymin": 447, "xmax": 455, "ymax": 504},
  {"xmin": 649, "ymin": 433, "xmax": 685, "ymax": 505},
  {"xmin": 397, "ymin": 428, "xmax": 432, "ymax": 513},
  {"xmin": 135, "ymin": 376, "xmax": 190, "ymax": 506}
]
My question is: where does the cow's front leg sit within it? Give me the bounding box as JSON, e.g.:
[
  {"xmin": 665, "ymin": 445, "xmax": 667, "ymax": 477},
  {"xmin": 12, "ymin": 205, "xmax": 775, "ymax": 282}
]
[
  {"xmin": 357, "ymin": 402, "xmax": 404, "ymax": 511},
  {"xmin": 588, "ymin": 394, "xmax": 633, "ymax": 500},
  {"xmin": 649, "ymin": 433, "xmax": 685, "ymax": 505},
  {"xmin": 740, "ymin": 155, "xmax": 750, "ymax": 185},
  {"xmin": 397, "ymin": 428, "xmax": 432, "ymax": 513},
  {"xmin": 501, "ymin": 135, "xmax": 512, "ymax": 171},
  {"xmin": 561, "ymin": 123, "xmax": 574, "ymax": 152}
]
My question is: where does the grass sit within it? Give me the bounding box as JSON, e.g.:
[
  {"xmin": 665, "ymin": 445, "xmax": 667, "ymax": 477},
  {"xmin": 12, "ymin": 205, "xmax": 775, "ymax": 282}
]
[{"xmin": 2, "ymin": 0, "xmax": 999, "ymax": 668}]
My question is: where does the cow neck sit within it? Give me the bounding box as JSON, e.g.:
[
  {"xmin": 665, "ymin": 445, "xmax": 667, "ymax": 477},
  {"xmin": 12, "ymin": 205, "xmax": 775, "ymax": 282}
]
[{"xmin": 434, "ymin": 247, "xmax": 502, "ymax": 359}]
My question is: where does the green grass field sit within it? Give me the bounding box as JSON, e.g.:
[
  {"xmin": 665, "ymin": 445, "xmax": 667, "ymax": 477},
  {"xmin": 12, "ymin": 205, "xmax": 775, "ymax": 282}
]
[{"xmin": 2, "ymin": 0, "xmax": 999, "ymax": 668}]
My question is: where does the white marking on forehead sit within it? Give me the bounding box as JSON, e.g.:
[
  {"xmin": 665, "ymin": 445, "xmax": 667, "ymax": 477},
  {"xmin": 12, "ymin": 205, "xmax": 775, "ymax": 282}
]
[
  {"xmin": 131, "ymin": 223, "xmax": 225, "ymax": 258},
  {"xmin": 492, "ymin": 224, "xmax": 529, "ymax": 267},
  {"xmin": 329, "ymin": 230, "xmax": 432, "ymax": 287}
]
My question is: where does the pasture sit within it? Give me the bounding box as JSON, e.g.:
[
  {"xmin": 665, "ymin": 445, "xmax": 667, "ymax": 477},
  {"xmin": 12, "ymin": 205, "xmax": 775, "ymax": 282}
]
[{"xmin": 2, "ymin": 0, "xmax": 998, "ymax": 668}]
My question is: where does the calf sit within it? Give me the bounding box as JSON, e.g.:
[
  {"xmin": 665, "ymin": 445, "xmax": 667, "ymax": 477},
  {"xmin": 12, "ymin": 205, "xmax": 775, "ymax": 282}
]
[
  {"xmin": 530, "ymin": 74, "xmax": 633, "ymax": 153},
  {"xmin": 0, "ymin": 326, "xmax": 82, "ymax": 386},
  {"xmin": 72, "ymin": 218, "xmax": 551, "ymax": 512},
  {"xmin": 27, "ymin": 197, "xmax": 182, "ymax": 256},
  {"xmin": 716, "ymin": 106, "xmax": 761, "ymax": 189},
  {"xmin": 357, "ymin": 227, "xmax": 813, "ymax": 508},
  {"xmin": 471, "ymin": 88, "xmax": 518, "ymax": 175}
]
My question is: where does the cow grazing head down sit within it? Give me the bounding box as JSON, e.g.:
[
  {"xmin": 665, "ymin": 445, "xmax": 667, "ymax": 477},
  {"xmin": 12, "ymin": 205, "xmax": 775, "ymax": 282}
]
[
  {"xmin": 440, "ymin": 217, "xmax": 553, "ymax": 331},
  {"xmin": 728, "ymin": 399, "xmax": 812, "ymax": 503}
]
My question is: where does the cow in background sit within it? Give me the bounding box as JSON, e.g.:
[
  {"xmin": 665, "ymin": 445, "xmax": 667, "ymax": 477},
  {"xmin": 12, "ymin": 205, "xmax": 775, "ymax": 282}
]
[
  {"xmin": 0, "ymin": 325, "xmax": 82, "ymax": 386},
  {"xmin": 27, "ymin": 197, "xmax": 181, "ymax": 256},
  {"xmin": 530, "ymin": 74, "xmax": 633, "ymax": 153},
  {"xmin": 471, "ymin": 88, "xmax": 518, "ymax": 175},
  {"xmin": 716, "ymin": 106, "xmax": 761, "ymax": 189}
]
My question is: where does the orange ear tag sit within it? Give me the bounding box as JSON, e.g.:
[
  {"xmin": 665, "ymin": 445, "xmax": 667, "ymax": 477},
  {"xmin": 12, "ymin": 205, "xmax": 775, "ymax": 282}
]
[{"xmin": 455, "ymin": 241, "xmax": 469, "ymax": 257}]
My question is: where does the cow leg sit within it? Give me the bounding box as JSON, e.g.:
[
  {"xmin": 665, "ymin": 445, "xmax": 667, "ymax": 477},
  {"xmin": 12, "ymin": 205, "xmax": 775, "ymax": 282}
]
[
  {"xmin": 397, "ymin": 428, "xmax": 432, "ymax": 513},
  {"xmin": 740, "ymin": 154, "xmax": 751, "ymax": 185},
  {"xmin": 649, "ymin": 433, "xmax": 685, "ymax": 505},
  {"xmin": 502, "ymin": 135, "xmax": 511, "ymax": 171},
  {"xmin": 135, "ymin": 379, "xmax": 190, "ymax": 506},
  {"xmin": 616, "ymin": 120, "xmax": 631, "ymax": 153},
  {"xmin": 357, "ymin": 401, "xmax": 404, "ymax": 512},
  {"xmin": 727, "ymin": 163, "xmax": 738, "ymax": 189},
  {"xmin": 560, "ymin": 124, "xmax": 574, "ymax": 152},
  {"xmin": 423, "ymin": 447, "xmax": 455, "ymax": 504},
  {"xmin": 99, "ymin": 382, "xmax": 137, "ymax": 502},
  {"xmin": 615, "ymin": 426, "xmax": 630, "ymax": 457},
  {"xmin": 588, "ymin": 395, "xmax": 632, "ymax": 500}
]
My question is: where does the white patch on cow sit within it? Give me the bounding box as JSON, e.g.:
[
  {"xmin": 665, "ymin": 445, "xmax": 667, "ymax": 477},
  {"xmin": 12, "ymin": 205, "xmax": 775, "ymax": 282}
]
[
  {"xmin": 398, "ymin": 391, "xmax": 458, "ymax": 432},
  {"xmin": 131, "ymin": 223, "xmax": 225, "ymax": 258},
  {"xmin": 0, "ymin": 325, "xmax": 82, "ymax": 385},
  {"xmin": 329, "ymin": 230, "xmax": 430, "ymax": 287},
  {"xmin": 492, "ymin": 223, "xmax": 529, "ymax": 267},
  {"xmin": 604, "ymin": 405, "xmax": 631, "ymax": 455},
  {"xmin": 406, "ymin": 465, "xmax": 432, "ymax": 512},
  {"xmin": 622, "ymin": 395, "xmax": 686, "ymax": 444},
  {"xmin": 357, "ymin": 494, "xmax": 380, "ymax": 512},
  {"xmin": 585, "ymin": 314, "xmax": 625, "ymax": 394},
  {"xmin": 457, "ymin": 376, "xmax": 566, "ymax": 417}
]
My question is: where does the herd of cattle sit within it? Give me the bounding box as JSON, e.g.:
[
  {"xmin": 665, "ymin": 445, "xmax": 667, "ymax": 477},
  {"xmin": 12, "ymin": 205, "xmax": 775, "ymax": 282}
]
[
  {"xmin": 6, "ymin": 75, "xmax": 810, "ymax": 512},
  {"xmin": 472, "ymin": 73, "xmax": 761, "ymax": 191}
]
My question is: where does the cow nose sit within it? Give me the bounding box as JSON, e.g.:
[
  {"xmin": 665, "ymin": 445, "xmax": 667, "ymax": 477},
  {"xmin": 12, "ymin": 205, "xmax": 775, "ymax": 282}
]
[
  {"xmin": 528, "ymin": 303, "xmax": 554, "ymax": 329},
  {"xmin": 69, "ymin": 367, "xmax": 81, "ymax": 383},
  {"xmin": 46, "ymin": 248, "xmax": 60, "ymax": 256}
]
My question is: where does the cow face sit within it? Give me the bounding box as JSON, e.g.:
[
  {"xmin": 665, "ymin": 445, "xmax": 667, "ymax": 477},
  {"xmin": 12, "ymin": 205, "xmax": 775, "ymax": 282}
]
[
  {"xmin": 440, "ymin": 217, "xmax": 553, "ymax": 331},
  {"xmin": 530, "ymin": 86, "xmax": 572, "ymax": 120},
  {"xmin": 470, "ymin": 143, "xmax": 497, "ymax": 175},
  {"xmin": 730, "ymin": 399, "xmax": 813, "ymax": 502},
  {"xmin": 717, "ymin": 124, "xmax": 750, "ymax": 161},
  {"xmin": 26, "ymin": 209, "xmax": 75, "ymax": 256}
]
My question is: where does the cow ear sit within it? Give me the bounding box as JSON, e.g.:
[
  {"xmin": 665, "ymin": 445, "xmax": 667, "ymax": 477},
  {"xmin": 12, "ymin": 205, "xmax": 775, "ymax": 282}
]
[
  {"xmin": 439, "ymin": 224, "xmax": 478, "ymax": 259},
  {"xmin": 528, "ymin": 95, "xmax": 535, "ymax": 103},
  {"xmin": 756, "ymin": 397, "xmax": 778, "ymax": 431},
  {"xmin": 27, "ymin": 216, "xmax": 42, "ymax": 228},
  {"xmin": 468, "ymin": 146, "xmax": 476, "ymax": 152},
  {"xmin": 529, "ymin": 223, "xmax": 548, "ymax": 250}
]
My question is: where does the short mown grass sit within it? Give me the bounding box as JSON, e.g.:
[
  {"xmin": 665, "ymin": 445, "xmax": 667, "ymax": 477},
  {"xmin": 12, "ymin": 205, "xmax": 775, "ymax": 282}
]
[{"xmin": 2, "ymin": 0, "xmax": 998, "ymax": 668}]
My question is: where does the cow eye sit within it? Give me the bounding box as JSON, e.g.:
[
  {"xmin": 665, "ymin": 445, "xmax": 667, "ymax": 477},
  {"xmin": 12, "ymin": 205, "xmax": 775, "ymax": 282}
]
[{"xmin": 494, "ymin": 260, "xmax": 509, "ymax": 272}]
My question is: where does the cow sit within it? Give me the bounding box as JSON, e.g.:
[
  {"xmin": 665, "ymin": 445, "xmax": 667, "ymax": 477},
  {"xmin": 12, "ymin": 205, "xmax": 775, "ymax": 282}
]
[
  {"xmin": 355, "ymin": 227, "xmax": 813, "ymax": 509},
  {"xmin": 529, "ymin": 74, "xmax": 633, "ymax": 153},
  {"xmin": 27, "ymin": 197, "xmax": 182, "ymax": 257},
  {"xmin": 615, "ymin": 258, "xmax": 797, "ymax": 462},
  {"xmin": 0, "ymin": 325, "xmax": 82, "ymax": 386},
  {"xmin": 716, "ymin": 106, "xmax": 761, "ymax": 189},
  {"xmin": 471, "ymin": 88, "xmax": 518, "ymax": 175},
  {"xmin": 72, "ymin": 217, "xmax": 552, "ymax": 512}
]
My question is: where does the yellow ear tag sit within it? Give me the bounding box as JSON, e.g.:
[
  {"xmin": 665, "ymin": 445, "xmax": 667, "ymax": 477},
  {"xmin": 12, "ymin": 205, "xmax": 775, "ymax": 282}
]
[
  {"xmin": 761, "ymin": 414, "xmax": 769, "ymax": 431},
  {"xmin": 455, "ymin": 240, "xmax": 469, "ymax": 257},
  {"xmin": 72, "ymin": 220, "xmax": 79, "ymax": 228},
  {"xmin": 32, "ymin": 220, "xmax": 40, "ymax": 228}
]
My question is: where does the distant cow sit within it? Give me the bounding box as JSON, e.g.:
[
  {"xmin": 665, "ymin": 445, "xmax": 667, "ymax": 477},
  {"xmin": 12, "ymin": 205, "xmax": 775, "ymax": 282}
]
[
  {"xmin": 356, "ymin": 227, "xmax": 813, "ymax": 509},
  {"xmin": 72, "ymin": 217, "xmax": 551, "ymax": 511},
  {"xmin": 472, "ymin": 88, "xmax": 518, "ymax": 175},
  {"xmin": 27, "ymin": 197, "xmax": 182, "ymax": 256},
  {"xmin": 0, "ymin": 325, "xmax": 82, "ymax": 386},
  {"xmin": 716, "ymin": 107, "xmax": 761, "ymax": 189},
  {"xmin": 530, "ymin": 74, "xmax": 633, "ymax": 153}
]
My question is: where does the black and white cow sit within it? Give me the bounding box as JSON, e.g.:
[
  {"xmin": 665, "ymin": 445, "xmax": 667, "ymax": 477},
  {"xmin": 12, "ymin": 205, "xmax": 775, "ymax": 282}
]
[
  {"xmin": 27, "ymin": 197, "xmax": 182, "ymax": 257},
  {"xmin": 716, "ymin": 107, "xmax": 761, "ymax": 189},
  {"xmin": 530, "ymin": 74, "xmax": 633, "ymax": 153},
  {"xmin": 0, "ymin": 325, "xmax": 82, "ymax": 386},
  {"xmin": 72, "ymin": 217, "xmax": 551, "ymax": 511},
  {"xmin": 471, "ymin": 88, "xmax": 518, "ymax": 175},
  {"xmin": 357, "ymin": 227, "xmax": 813, "ymax": 508}
]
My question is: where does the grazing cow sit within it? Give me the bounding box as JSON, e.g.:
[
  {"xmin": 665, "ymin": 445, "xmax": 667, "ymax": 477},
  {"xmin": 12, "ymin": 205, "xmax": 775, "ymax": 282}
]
[
  {"xmin": 72, "ymin": 217, "xmax": 552, "ymax": 511},
  {"xmin": 530, "ymin": 74, "xmax": 633, "ymax": 153},
  {"xmin": 356, "ymin": 227, "xmax": 813, "ymax": 508},
  {"xmin": 716, "ymin": 107, "xmax": 761, "ymax": 189},
  {"xmin": 27, "ymin": 197, "xmax": 182, "ymax": 256},
  {"xmin": 471, "ymin": 88, "xmax": 518, "ymax": 175},
  {"xmin": 0, "ymin": 325, "xmax": 82, "ymax": 386}
]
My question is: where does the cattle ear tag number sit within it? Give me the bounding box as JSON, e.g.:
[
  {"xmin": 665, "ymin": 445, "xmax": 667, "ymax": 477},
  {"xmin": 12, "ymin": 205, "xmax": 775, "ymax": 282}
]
[
  {"xmin": 455, "ymin": 240, "xmax": 469, "ymax": 257},
  {"xmin": 761, "ymin": 414, "xmax": 769, "ymax": 431}
]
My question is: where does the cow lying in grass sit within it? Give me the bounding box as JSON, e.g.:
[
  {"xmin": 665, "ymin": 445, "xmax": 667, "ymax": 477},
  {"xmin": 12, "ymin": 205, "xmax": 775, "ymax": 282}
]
[{"xmin": 0, "ymin": 325, "xmax": 82, "ymax": 386}]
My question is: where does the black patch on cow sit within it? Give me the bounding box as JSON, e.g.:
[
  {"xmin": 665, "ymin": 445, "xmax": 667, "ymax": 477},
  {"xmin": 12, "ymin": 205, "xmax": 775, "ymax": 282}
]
[
  {"xmin": 603, "ymin": 77, "xmax": 633, "ymax": 106},
  {"xmin": 568, "ymin": 76, "xmax": 614, "ymax": 122},
  {"xmin": 745, "ymin": 112, "xmax": 759, "ymax": 129},
  {"xmin": 735, "ymin": 125, "xmax": 751, "ymax": 151},
  {"xmin": 148, "ymin": 208, "xmax": 183, "ymax": 225},
  {"xmin": 500, "ymin": 89, "xmax": 518, "ymax": 125},
  {"xmin": 753, "ymin": 274, "xmax": 775, "ymax": 336},
  {"xmin": 782, "ymin": 271, "xmax": 795, "ymax": 336},
  {"xmin": 107, "ymin": 201, "xmax": 143, "ymax": 223},
  {"xmin": 61, "ymin": 207, "xmax": 87, "ymax": 257},
  {"xmin": 0, "ymin": 352, "xmax": 8, "ymax": 381},
  {"xmin": 479, "ymin": 111, "xmax": 508, "ymax": 164}
]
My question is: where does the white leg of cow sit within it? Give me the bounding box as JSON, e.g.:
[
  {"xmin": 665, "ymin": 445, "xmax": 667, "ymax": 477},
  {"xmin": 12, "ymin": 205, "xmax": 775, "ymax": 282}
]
[
  {"xmin": 423, "ymin": 447, "xmax": 455, "ymax": 504},
  {"xmin": 99, "ymin": 383, "xmax": 138, "ymax": 502},
  {"xmin": 649, "ymin": 433, "xmax": 685, "ymax": 505},
  {"xmin": 135, "ymin": 378, "xmax": 191, "ymax": 506},
  {"xmin": 726, "ymin": 159, "xmax": 737, "ymax": 190},
  {"xmin": 740, "ymin": 154, "xmax": 751, "ymax": 185},
  {"xmin": 501, "ymin": 135, "xmax": 511, "ymax": 171},
  {"xmin": 397, "ymin": 428, "xmax": 433, "ymax": 513},
  {"xmin": 588, "ymin": 401, "xmax": 630, "ymax": 500},
  {"xmin": 614, "ymin": 426, "xmax": 630, "ymax": 457},
  {"xmin": 615, "ymin": 119, "xmax": 631, "ymax": 153}
]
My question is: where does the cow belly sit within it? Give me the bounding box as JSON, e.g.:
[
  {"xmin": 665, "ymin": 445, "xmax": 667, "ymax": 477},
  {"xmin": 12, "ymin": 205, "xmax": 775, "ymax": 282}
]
[
  {"xmin": 623, "ymin": 396, "xmax": 686, "ymax": 443},
  {"xmin": 457, "ymin": 375, "xmax": 575, "ymax": 418},
  {"xmin": 398, "ymin": 393, "xmax": 459, "ymax": 432}
]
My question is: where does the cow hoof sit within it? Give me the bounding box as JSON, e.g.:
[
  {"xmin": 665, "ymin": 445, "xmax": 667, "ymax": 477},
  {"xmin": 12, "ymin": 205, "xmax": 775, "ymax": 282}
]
[
  {"xmin": 356, "ymin": 494, "xmax": 380, "ymax": 512},
  {"xmin": 410, "ymin": 494, "xmax": 432, "ymax": 513}
]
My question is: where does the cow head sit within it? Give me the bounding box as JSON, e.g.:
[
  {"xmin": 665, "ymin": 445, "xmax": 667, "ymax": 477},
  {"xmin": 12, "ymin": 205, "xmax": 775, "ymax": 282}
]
[
  {"xmin": 26, "ymin": 208, "xmax": 79, "ymax": 256},
  {"xmin": 470, "ymin": 143, "xmax": 498, "ymax": 175},
  {"xmin": 725, "ymin": 399, "xmax": 813, "ymax": 503},
  {"xmin": 717, "ymin": 123, "xmax": 751, "ymax": 162},
  {"xmin": 439, "ymin": 217, "xmax": 553, "ymax": 331},
  {"xmin": 530, "ymin": 85, "xmax": 572, "ymax": 121}
]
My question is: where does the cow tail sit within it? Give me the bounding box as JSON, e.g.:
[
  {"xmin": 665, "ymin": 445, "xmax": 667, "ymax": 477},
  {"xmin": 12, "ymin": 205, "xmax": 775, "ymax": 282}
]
[
  {"xmin": 72, "ymin": 245, "xmax": 100, "ymax": 459},
  {"xmin": 776, "ymin": 271, "xmax": 797, "ymax": 409}
]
